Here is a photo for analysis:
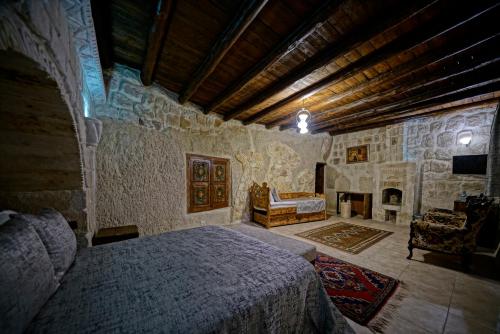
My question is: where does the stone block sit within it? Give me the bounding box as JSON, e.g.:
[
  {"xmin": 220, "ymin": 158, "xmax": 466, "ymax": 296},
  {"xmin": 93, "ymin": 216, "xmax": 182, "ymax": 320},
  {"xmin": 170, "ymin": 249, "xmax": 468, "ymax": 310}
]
[
  {"xmin": 437, "ymin": 132, "xmax": 455, "ymax": 147},
  {"xmin": 166, "ymin": 113, "xmax": 180, "ymax": 128},
  {"xmin": 120, "ymin": 82, "xmax": 143, "ymax": 102},
  {"xmin": 430, "ymin": 121, "xmax": 443, "ymax": 132},
  {"xmin": 407, "ymin": 137, "xmax": 417, "ymax": 146},
  {"xmin": 466, "ymin": 113, "xmax": 485, "ymax": 127},
  {"xmin": 180, "ymin": 116, "xmax": 191, "ymax": 129},
  {"xmin": 434, "ymin": 149, "xmax": 451, "ymax": 160},
  {"xmin": 475, "ymin": 125, "xmax": 491, "ymax": 135},
  {"xmin": 110, "ymin": 92, "xmax": 134, "ymax": 111},
  {"xmin": 359, "ymin": 176, "xmax": 372, "ymax": 192},
  {"xmin": 421, "ymin": 133, "xmax": 433, "ymax": 147},
  {"xmin": 423, "ymin": 149, "xmax": 434, "ymax": 159},
  {"xmin": 445, "ymin": 115, "xmax": 464, "ymax": 131}
]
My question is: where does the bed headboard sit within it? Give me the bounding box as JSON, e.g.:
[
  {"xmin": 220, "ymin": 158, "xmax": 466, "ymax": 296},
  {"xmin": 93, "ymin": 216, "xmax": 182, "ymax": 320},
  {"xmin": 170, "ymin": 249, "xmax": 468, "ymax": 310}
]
[{"xmin": 250, "ymin": 182, "xmax": 270, "ymax": 210}]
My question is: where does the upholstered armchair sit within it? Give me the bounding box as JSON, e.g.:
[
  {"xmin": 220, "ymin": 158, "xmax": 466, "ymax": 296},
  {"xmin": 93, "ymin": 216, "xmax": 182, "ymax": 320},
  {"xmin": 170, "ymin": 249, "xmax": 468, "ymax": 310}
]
[{"xmin": 407, "ymin": 195, "xmax": 492, "ymax": 270}]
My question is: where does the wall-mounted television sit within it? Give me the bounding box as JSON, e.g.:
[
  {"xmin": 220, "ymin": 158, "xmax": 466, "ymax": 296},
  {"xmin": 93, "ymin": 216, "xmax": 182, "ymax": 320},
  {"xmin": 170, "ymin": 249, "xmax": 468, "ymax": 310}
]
[{"xmin": 452, "ymin": 154, "xmax": 488, "ymax": 175}]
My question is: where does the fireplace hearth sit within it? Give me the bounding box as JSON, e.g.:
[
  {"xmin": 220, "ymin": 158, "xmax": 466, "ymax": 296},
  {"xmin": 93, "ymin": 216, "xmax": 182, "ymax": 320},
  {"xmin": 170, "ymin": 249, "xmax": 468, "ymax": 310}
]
[
  {"xmin": 373, "ymin": 162, "xmax": 416, "ymax": 225},
  {"xmin": 382, "ymin": 188, "xmax": 402, "ymax": 206}
]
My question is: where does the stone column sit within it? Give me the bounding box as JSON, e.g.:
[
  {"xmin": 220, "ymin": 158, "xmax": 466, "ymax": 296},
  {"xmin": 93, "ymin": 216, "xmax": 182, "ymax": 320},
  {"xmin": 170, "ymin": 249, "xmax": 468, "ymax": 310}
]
[
  {"xmin": 80, "ymin": 117, "xmax": 103, "ymax": 247},
  {"xmin": 487, "ymin": 103, "xmax": 500, "ymax": 198}
]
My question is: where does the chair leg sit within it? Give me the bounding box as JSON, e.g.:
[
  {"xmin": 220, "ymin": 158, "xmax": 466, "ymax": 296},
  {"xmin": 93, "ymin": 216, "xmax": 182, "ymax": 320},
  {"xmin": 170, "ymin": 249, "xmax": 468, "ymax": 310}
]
[{"xmin": 407, "ymin": 244, "xmax": 413, "ymax": 260}]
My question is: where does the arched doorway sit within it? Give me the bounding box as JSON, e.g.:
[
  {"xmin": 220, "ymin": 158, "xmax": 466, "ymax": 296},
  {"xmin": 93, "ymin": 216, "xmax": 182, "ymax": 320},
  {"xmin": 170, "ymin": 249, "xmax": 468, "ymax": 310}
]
[{"xmin": 0, "ymin": 50, "xmax": 86, "ymax": 235}]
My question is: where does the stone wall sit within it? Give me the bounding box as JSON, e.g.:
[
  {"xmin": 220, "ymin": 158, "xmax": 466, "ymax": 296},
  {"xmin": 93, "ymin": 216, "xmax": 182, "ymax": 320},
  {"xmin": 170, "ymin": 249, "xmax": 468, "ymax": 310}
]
[
  {"xmin": 95, "ymin": 65, "xmax": 330, "ymax": 235},
  {"xmin": 324, "ymin": 124, "xmax": 405, "ymax": 213},
  {"xmin": 407, "ymin": 104, "xmax": 496, "ymax": 213},
  {"xmin": 0, "ymin": 0, "xmax": 103, "ymax": 245},
  {"xmin": 325, "ymin": 102, "xmax": 497, "ymax": 222},
  {"xmin": 486, "ymin": 104, "xmax": 500, "ymax": 198}
]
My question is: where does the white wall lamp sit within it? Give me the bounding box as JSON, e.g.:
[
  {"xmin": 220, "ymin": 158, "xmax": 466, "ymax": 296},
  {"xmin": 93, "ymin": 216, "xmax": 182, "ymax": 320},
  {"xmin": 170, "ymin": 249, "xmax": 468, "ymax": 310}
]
[{"xmin": 457, "ymin": 130, "xmax": 472, "ymax": 146}]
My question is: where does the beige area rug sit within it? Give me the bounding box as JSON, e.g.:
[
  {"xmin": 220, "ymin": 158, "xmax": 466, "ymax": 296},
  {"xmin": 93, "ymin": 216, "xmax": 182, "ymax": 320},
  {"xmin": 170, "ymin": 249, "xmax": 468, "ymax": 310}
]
[{"xmin": 296, "ymin": 222, "xmax": 393, "ymax": 254}]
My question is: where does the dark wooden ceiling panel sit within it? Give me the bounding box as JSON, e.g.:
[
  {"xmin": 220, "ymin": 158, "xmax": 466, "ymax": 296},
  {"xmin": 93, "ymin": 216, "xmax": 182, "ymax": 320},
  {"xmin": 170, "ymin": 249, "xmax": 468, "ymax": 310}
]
[
  {"xmin": 96, "ymin": 0, "xmax": 500, "ymax": 135},
  {"xmin": 110, "ymin": 0, "xmax": 156, "ymax": 69},
  {"xmin": 155, "ymin": 0, "xmax": 242, "ymax": 93}
]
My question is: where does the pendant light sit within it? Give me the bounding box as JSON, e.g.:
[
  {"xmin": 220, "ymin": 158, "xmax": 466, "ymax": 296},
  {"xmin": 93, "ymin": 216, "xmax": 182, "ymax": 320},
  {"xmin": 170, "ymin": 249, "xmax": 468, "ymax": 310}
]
[{"xmin": 296, "ymin": 99, "xmax": 311, "ymax": 134}]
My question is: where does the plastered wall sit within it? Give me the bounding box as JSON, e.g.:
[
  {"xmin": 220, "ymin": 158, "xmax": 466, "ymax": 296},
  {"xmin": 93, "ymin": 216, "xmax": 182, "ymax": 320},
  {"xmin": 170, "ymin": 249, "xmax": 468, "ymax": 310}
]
[{"xmin": 95, "ymin": 65, "xmax": 331, "ymax": 235}]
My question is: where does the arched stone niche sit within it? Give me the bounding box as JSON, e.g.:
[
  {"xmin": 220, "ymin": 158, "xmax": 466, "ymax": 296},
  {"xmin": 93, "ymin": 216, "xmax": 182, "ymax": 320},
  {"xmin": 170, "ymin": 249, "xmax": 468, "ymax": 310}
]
[
  {"xmin": 0, "ymin": 50, "xmax": 88, "ymax": 240},
  {"xmin": 0, "ymin": 0, "xmax": 103, "ymax": 246}
]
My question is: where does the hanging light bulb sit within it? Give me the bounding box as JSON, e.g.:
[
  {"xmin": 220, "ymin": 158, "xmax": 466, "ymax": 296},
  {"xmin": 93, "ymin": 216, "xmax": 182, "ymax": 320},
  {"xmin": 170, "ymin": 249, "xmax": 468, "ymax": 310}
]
[
  {"xmin": 296, "ymin": 100, "xmax": 311, "ymax": 134},
  {"xmin": 297, "ymin": 120, "xmax": 308, "ymax": 129}
]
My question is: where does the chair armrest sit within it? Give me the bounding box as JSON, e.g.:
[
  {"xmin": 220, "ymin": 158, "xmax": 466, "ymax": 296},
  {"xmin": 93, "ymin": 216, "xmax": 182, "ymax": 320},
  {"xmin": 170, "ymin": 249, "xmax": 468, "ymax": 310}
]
[
  {"xmin": 410, "ymin": 219, "xmax": 468, "ymax": 254},
  {"xmin": 423, "ymin": 211, "xmax": 467, "ymax": 228},
  {"xmin": 411, "ymin": 219, "xmax": 465, "ymax": 234},
  {"xmin": 428, "ymin": 208, "xmax": 454, "ymax": 214}
]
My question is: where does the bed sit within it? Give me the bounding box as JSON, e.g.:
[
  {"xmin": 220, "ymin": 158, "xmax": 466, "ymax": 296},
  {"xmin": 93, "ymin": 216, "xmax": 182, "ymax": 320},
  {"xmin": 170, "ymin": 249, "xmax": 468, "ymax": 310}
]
[
  {"xmin": 1, "ymin": 211, "xmax": 351, "ymax": 334},
  {"xmin": 250, "ymin": 182, "xmax": 327, "ymax": 228}
]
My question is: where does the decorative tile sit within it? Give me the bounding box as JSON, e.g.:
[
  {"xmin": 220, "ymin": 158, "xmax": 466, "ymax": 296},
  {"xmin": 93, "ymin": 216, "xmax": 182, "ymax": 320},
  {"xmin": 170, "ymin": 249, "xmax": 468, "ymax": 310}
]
[
  {"xmin": 192, "ymin": 160, "xmax": 209, "ymax": 182},
  {"xmin": 213, "ymin": 185, "xmax": 226, "ymax": 203},
  {"xmin": 214, "ymin": 164, "xmax": 225, "ymax": 182},
  {"xmin": 193, "ymin": 185, "xmax": 209, "ymax": 205}
]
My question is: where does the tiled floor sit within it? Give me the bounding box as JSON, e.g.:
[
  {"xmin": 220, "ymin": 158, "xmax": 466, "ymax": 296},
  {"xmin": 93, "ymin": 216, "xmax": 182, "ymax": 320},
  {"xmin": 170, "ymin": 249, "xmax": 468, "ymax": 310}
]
[{"xmin": 260, "ymin": 216, "xmax": 500, "ymax": 334}]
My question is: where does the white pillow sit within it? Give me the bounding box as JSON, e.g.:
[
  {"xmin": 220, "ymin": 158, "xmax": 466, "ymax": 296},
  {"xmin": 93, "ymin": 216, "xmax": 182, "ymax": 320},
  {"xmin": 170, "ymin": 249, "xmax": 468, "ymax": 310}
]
[
  {"xmin": 0, "ymin": 210, "xmax": 17, "ymax": 225},
  {"xmin": 271, "ymin": 188, "xmax": 281, "ymax": 202}
]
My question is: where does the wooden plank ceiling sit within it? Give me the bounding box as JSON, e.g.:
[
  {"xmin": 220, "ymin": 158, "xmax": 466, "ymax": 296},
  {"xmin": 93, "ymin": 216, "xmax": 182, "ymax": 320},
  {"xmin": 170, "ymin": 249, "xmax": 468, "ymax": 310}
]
[{"xmin": 92, "ymin": 0, "xmax": 500, "ymax": 135}]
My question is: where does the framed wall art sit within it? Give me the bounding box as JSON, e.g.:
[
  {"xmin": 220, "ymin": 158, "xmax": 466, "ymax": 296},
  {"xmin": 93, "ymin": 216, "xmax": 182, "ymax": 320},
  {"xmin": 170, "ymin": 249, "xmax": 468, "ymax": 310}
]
[
  {"xmin": 187, "ymin": 154, "xmax": 230, "ymax": 213},
  {"xmin": 346, "ymin": 145, "xmax": 369, "ymax": 164}
]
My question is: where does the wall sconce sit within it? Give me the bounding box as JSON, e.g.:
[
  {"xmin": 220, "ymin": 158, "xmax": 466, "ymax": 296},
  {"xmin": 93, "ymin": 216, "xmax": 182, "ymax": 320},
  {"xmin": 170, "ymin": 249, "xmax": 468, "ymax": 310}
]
[{"xmin": 457, "ymin": 130, "xmax": 472, "ymax": 146}]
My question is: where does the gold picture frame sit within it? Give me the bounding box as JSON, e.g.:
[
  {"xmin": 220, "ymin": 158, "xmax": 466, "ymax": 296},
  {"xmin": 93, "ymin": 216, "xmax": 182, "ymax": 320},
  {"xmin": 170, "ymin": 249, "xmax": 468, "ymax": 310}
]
[{"xmin": 346, "ymin": 145, "xmax": 369, "ymax": 164}]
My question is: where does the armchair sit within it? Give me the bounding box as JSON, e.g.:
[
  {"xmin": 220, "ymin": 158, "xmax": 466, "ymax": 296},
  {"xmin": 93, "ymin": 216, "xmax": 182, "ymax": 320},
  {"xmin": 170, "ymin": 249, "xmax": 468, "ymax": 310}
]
[{"xmin": 407, "ymin": 195, "xmax": 492, "ymax": 270}]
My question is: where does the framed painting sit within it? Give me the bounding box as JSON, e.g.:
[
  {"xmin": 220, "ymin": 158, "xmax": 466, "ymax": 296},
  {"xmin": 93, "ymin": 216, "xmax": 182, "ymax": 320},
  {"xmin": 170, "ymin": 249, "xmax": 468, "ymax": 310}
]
[{"xmin": 346, "ymin": 145, "xmax": 369, "ymax": 164}]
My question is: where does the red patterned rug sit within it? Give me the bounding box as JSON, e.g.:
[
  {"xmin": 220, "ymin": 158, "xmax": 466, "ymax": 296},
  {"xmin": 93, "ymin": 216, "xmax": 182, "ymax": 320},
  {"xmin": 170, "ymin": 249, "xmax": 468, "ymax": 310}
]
[{"xmin": 315, "ymin": 254, "xmax": 401, "ymax": 328}]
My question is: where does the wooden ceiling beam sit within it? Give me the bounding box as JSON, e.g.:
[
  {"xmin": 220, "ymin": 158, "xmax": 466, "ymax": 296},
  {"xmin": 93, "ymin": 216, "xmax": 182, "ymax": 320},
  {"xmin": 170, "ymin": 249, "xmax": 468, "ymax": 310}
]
[
  {"xmin": 241, "ymin": 1, "xmax": 500, "ymax": 125},
  {"xmin": 270, "ymin": 32, "xmax": 500, "ymax": 130},
  {"xmin": 177, "ymin": 0, "xmax": 268, "ymax": 104},
  {"xmin": 310, "ymin": 59, "xmax": 500, "ymax": 132},
  {"xmin": 204, "ymin": 0, "xmax": 344, "ymax": 114},
  {"xmin": 278, "ymin": 34, "xmax": 500, "ymax": 131},
  {"xmin": 326, "ymin": 94, "xmax": 500, "ymax": 136},
  {"xmin": 223, "ymin": 0, "xmax": 435, "ymax": 122},
  {"xmin": 312, "ymin": 73, "xmax": 500, "ymax": 134},
  {"xmin": 141, "ymin": 0, "xmax": 175, "ymax": 86}
]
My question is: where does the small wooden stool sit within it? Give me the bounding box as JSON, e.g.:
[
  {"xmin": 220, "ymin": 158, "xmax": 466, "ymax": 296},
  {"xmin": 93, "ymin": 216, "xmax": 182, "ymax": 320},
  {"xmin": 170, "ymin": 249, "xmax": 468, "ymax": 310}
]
[{"xmin": 92, "ymin": 225, "xmax": 139, "ymax": 246}]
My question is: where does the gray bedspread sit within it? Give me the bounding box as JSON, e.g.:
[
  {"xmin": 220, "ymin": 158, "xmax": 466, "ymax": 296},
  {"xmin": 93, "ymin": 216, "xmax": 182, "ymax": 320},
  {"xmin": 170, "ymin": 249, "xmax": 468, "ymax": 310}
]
[{"xmin": 28, "ymin": 226, "xmax": 352, "ymax": 334}]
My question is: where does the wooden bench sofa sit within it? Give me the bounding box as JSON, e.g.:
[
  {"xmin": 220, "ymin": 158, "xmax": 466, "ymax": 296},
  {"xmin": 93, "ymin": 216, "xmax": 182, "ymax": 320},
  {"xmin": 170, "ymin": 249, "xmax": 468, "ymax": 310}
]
[{"xmin": 250, "ymin": 182, "xmax": 327, "ymax": 228}]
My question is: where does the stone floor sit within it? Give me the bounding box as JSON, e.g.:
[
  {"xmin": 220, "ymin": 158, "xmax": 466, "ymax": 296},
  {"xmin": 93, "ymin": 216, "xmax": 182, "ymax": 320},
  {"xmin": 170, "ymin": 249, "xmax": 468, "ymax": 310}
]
[{"xmin": 257, "ymin": 215, "xmax": 500, "ymax": 334}]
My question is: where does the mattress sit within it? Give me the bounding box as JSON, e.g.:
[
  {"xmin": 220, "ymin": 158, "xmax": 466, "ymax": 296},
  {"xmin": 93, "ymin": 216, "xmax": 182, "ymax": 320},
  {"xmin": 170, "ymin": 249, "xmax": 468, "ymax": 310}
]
[
  {"xmin": 28, "ymin": 226, "xmax": 351, "ymax": 334},
  {"xmin": 256, "ymin": 198, "xmax": 326, "ymax": 214}
]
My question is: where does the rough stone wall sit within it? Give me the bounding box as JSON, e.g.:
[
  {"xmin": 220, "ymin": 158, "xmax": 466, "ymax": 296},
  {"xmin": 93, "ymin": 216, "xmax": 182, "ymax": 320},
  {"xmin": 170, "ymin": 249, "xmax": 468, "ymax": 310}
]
[
  {"xmin": 0, "ymin": 0, "xmax": 100, "ymax": 245},
  {"xmin": 486, "ymin": 104, "xmax": 500, "ymax": 198},
  {"xmin": 324, "ymin": 124, "xmax": 405, "ymax": 212},
  {"xmin": 325, "ymin": 103, "xmax": 497, "ymax": 221},
  {"xmin": 96, "ymin": 65, "xmax": 329, "ymax": 235},
  {"xmin": 407, "ymin": 105, "xmax": 496, "ymax": 212}
]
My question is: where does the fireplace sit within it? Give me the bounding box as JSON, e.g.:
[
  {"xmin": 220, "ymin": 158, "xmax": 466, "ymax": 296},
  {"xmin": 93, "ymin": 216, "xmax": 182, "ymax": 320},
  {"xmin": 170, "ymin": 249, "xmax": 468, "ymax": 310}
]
[
  {"xmin": 382, "ymin": 188, "xmax": 402, "ymax": 206},
  {"xmin": 373, "ymin": 162, "xmax": 416, "ymax": 225}
]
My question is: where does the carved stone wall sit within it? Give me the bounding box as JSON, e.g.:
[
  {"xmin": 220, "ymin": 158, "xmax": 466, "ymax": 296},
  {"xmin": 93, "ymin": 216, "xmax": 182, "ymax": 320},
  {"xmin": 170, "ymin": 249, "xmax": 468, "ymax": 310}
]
[{"xmin": 95, "ymin": 65, "xmax": 329, "ymax": 235}]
